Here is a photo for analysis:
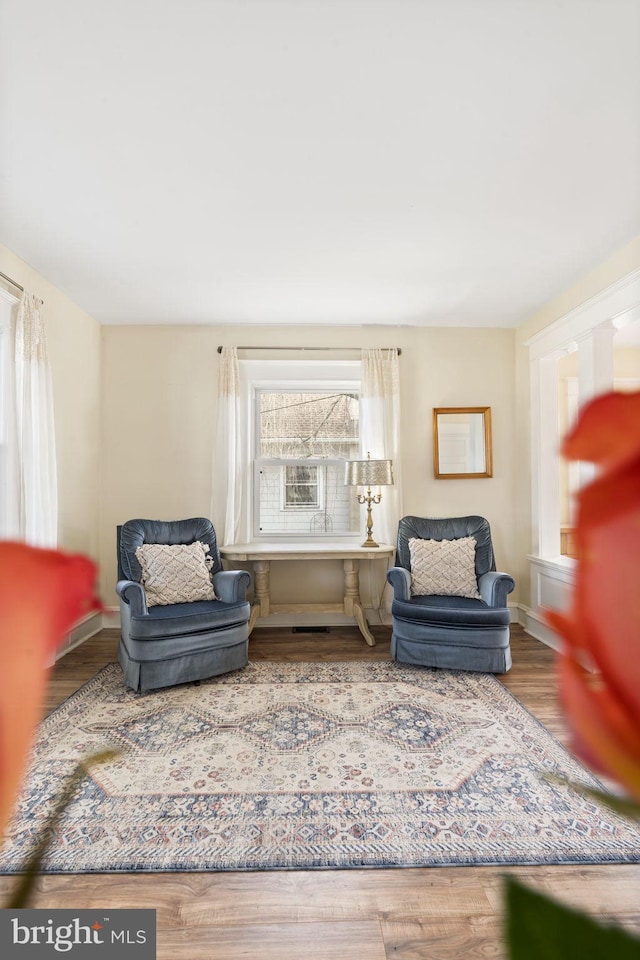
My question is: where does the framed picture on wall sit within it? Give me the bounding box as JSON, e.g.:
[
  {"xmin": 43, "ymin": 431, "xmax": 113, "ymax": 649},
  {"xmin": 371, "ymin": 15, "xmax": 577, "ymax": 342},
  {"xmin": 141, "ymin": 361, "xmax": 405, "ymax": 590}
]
[{"xmin": 433, "ymin": 407, "xmax": 493, "ymax": 479}]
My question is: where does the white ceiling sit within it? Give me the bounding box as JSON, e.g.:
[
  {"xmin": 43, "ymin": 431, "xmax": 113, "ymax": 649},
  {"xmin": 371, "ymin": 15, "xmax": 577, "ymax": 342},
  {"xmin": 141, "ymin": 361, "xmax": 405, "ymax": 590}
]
[{"xmin": 1, "ymin": 0, "xmax": 639, "ymax": 328}]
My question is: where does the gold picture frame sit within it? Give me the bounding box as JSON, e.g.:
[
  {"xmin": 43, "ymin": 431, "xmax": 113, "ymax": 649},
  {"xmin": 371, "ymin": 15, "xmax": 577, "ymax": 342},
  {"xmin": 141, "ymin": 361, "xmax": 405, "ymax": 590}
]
[{"xmin": 433, "ymin": 407, "xmax": 493, "ymax": 479}]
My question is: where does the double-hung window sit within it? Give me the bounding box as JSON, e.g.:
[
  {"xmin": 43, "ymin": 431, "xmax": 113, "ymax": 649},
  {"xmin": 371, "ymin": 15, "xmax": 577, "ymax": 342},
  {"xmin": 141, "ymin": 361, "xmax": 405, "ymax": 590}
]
[{"xmin": 248, "ymin": 361, "xmax": 361, "ymax": 538}]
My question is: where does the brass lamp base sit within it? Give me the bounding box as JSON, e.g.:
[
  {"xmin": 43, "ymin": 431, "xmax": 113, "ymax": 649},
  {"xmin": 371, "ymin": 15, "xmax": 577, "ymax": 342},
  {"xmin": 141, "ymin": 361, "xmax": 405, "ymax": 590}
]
[
  {"xmin": 357, "ymin": 486, "xmax": 382, "ymax": 549},
  {"xmin": 361, "ymin": 536, "xmax": 380, "ymax": 548}
]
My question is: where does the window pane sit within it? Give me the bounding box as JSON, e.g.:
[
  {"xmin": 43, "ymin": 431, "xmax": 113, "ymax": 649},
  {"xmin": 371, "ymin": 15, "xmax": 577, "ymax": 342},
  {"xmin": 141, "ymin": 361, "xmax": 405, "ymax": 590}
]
[
  {"xmin": 257, "ymin": 463, "xmax": 360, "ymax": 535},
  {"xmin": 285, "ymin": 465, "xmax": 319, "ymax": 507},
  {"xmin": 286, "ymin": 483, "xmax": 318, "ymax": 506},
  {"xmin": 285, "ymin": 464, "xmax": 315, "ymax": 484},
  {"xmin": 258, "ymin": 391, "xmax": 359, "ymax": 460}
]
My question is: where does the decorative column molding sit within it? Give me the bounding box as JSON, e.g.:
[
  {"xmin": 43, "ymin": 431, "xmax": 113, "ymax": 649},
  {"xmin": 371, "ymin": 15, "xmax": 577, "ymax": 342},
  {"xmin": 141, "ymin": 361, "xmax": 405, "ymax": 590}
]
[
  {"xmin": 576, "ymin": 320, "xmax": 615, "ymax": 406},
  {"xmin": 530, "ymin": 352, "xmax": 564, "ymax": 559},
  {"xmin": 576, "ymin": 320, "xmax": 615, "ymax": 487}
]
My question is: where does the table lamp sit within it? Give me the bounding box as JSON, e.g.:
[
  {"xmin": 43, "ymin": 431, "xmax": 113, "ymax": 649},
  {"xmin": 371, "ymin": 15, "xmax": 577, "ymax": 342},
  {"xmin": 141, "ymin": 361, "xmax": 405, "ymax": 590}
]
[{"xmin": 345, "ymin": 452, "xmax": 394, "ymax": 547}]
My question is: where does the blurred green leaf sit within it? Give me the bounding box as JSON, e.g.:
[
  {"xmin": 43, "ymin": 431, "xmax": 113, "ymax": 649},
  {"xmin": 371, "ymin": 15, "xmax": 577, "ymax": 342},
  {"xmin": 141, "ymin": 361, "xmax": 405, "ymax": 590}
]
[
  {"xmin": 7, "ymin": 749, "xmax": 119, "ymax": 909},
  {"xmin": 505, "ymin": 876, "xmax": 640, "ymax": 959}
]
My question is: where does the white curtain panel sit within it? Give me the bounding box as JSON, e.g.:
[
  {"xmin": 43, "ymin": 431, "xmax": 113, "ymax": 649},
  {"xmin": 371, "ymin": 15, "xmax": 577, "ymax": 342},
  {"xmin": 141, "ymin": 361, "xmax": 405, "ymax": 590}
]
[
  {"xmin": 211, "ymin": 347, "xmax": 249, "ymax": 545},
  {"xmin": 14, "ymin": 292, "xmax": 58, "ymax": 546},
  {"xmin": 0, "ymin": 290, "xmax": 20, "ymax": 540},
  {"xmin": 360, "ymin": 348, "xmax": 403, "ymax": 547}
]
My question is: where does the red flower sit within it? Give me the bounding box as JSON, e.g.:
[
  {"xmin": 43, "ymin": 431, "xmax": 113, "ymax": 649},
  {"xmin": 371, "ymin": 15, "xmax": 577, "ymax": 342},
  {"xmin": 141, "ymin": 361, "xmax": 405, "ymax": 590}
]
[
  {"xmin": 0, "ymin": 542, "xmax": 100, "ymax": 838},
  {"xmin": 546, "ymin": 391, "xmax": 640, "ymax": 799}
]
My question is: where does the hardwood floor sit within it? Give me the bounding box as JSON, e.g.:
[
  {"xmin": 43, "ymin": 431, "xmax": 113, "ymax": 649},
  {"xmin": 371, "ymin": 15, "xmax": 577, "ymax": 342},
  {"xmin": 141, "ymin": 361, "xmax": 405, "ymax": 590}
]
[{"xmin": 2, "ymin": 624, "xmax": 639, "ymax": 959}]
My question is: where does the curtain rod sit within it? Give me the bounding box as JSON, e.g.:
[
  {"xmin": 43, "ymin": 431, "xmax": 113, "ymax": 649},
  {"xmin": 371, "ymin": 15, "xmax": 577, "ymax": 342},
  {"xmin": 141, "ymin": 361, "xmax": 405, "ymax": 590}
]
[
  {"xmin": 217, "ymin": 345, "xmax": 402, "ymax": 355},
  {"xmin": 0, "ymin": 270, "xmax": 24, "ymax": 293}
]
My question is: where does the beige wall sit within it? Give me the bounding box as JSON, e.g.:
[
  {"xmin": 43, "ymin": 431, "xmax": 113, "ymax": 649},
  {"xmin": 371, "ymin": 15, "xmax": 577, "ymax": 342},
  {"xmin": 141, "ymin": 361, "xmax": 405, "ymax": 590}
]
[
  {"xmin": 614, "ymin": 346, "xmax": 640, "ymax": 382},
  {"xmin": 0, "ymin": 244, "xmax": 101, "ymax": 560},
  {"xmin": 101, "ymin": 324, "xmax": 517, "ymax": 607},
  {"xmin": 515, "ymin": 235, "xmax": 640, "ymax": 606}
]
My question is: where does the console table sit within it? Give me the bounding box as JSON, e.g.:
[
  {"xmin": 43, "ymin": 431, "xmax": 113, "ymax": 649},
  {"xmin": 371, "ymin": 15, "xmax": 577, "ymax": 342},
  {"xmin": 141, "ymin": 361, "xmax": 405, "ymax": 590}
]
[{"xmin": 219, "ymin": 542, "xmax": 395, "ymax": 646}]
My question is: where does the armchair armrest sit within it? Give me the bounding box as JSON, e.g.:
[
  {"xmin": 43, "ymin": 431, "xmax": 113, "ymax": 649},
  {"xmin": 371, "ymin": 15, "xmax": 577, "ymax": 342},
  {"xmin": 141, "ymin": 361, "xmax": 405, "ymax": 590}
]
[
  {"xmin": 387, "ymin": 566, "xmax": 412, "ymax": 601},
  {"xmin": 116, "ymin": 579, "xmax": 148, "ymax": 616},
  {"xmin": 478, "ymin": 571, "xmax": 515, "ymax": 608},
  {"xmin": 213, "ymin": 569, "xmax": 251, "ymax": 604}
]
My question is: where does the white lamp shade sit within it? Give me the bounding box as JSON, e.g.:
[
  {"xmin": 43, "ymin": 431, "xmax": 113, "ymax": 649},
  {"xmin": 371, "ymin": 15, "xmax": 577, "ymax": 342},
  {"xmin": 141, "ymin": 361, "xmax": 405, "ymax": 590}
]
[{"xmin": 345, "ymin": 458, "xmax": 394, "ymax": 486}]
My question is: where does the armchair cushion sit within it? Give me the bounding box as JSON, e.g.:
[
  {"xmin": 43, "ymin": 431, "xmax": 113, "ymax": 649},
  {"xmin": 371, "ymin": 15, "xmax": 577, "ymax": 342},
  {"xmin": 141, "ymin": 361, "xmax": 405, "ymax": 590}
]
[
  {"xmin": 136, "ymin": 541, "xmax": 217, "ymax": 606},
  {"xmin": 408, "ymin": 536, "xmax": 481, "ymax": 599},
  {"xmin": 392, "ymin": 594, "xmax": 511, "ymax": 628},
  {"xmin": 125, "ymin": 598, "xmax": 251, "ymax": 640}
]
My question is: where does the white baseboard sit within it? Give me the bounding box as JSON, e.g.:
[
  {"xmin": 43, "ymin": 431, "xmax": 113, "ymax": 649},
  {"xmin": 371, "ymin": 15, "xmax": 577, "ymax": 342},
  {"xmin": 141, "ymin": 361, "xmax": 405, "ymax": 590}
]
[
  {"xmin": 102, "ymin": 606, "xmax": 121, "ymax": 630},
  {"xmin": 55, "ymin": 611, "xmax": 103, "ymax": 660},
  {"xmin": 517, "ymin": 605, "xmax": 564, "ymax": 652}
]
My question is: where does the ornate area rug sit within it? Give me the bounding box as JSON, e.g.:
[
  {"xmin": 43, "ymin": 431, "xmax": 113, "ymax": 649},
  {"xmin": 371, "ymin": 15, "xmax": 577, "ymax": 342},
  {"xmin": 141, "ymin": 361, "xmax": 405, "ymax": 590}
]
[{"xmin": 1, "ymin": 661, "xmax": 639, "ymax": 873}]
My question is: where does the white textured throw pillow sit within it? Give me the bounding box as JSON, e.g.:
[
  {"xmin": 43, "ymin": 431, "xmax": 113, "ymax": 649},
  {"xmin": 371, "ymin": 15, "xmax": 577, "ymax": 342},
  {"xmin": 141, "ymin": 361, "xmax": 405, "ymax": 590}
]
[
  {"xmin": 408, "ymin": 536, "xmax": 481, "ymax": 599},
  {"xmin": 135, "ymin": 541, "xmax": 217, "ymax": 607}
]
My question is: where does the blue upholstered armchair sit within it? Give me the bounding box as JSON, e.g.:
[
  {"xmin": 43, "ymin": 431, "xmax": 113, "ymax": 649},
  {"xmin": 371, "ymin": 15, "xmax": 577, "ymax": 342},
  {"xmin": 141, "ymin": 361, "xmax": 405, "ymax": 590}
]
[
  {"xmin": 116, "ymin": 518, "xmax": 251, "ymax": 692},
  {"xmin": 386, "ymin": 516, "xmax": 514, "ymax": 673}
]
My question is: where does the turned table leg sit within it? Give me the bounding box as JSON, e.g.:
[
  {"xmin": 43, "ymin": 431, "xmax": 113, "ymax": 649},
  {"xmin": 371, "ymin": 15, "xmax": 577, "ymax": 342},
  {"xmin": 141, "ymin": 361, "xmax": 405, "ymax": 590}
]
[
  {"xmin": 343, "ymin": 558, "xmax": 376, "ymax": 646},
  {"xmin": 248, "ymin": 559, "xmax": 271, "ymax": 635}
]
